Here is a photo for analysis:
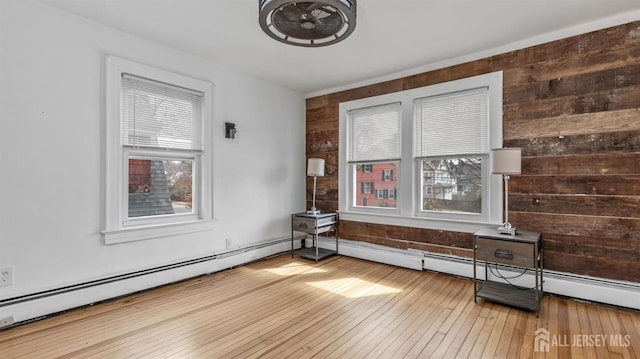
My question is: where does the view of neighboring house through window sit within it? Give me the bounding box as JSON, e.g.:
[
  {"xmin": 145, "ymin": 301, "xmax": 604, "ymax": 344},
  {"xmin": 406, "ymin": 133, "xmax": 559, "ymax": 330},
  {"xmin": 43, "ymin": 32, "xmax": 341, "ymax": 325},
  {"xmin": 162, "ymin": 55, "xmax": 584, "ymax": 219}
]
[
  {"xmin": 128, "ymin": 159, "xmax": 193, "ymax": 217},
  {"xmin": 356, "ymin": 163, "xmax": 397, "ymax": 207},
  {"xmin": 421, "ymin": 158, "xmax": 482, "ymax": 213}
]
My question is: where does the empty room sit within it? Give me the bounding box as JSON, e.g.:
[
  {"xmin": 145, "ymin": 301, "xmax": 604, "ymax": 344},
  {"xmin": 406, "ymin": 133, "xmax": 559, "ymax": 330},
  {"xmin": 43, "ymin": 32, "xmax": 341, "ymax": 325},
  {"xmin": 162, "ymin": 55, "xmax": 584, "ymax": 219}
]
[{"xmin": 1, "ymin": 0, "xmax": 640, "ymax": 357}]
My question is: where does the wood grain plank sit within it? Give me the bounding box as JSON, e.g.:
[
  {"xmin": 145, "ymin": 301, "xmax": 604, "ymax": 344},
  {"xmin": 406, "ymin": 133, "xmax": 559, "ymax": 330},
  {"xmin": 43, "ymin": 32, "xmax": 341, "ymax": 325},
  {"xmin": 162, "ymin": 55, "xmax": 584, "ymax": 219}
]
[
  {"xmin": 383, "ymin": 277, "xmax": 468, "ymax": 358},
  {"xmin": 506, "ymin": 130, "xmax": 640, "ymax": 157},
  {"xmin": 322, "ymin": 271, "xmax": 440, "ymax": 358},
  {"xmin": 472, "ymin": 305, "xmax": 508, "ymax": 358},
  {"xmin": 348, "ymin": 274, "xmax": 451, "ymax": 358},
  {"xmin": 510, "ymin": 174, "xmax": 640, "ymax": 196},
  {"xmin": 522, "ymin": 153, "xmax": 640, "ymax": 176},
  {"xmin": 503, "ymin": 109, "xmax": 640, "ymax": 141},
  {"xmin": 509, "ymin": 193, "xmax": 640, "ymax": 217}
]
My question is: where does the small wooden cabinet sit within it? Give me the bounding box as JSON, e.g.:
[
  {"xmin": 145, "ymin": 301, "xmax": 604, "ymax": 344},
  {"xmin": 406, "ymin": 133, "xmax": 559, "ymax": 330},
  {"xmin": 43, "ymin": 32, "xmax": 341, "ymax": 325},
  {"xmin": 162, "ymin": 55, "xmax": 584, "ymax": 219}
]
[
  {"xmin": 291, "ymin": 212, "xmax": 338, "ymax": 263},
  {"xmin": 473, "ymin": 228, "xmax": 543, "ymax": 316}
]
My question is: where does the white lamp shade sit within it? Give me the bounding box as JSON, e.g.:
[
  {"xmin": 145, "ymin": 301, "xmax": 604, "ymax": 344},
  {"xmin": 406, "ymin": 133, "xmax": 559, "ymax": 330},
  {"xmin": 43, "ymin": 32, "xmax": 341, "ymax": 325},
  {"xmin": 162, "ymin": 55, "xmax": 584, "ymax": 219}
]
[
  {"xmin": 307, "ymin": 158, "xmax": 325, "ymax": 177},
  {"xmin": 492, "ymin": 148, "xmax": 521, "ymax": 175}
]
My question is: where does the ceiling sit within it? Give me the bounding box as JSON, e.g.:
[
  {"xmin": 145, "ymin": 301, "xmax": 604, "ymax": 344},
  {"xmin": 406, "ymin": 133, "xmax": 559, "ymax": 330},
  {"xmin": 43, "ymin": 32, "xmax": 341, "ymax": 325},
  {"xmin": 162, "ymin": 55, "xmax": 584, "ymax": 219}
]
[{"xmin": 35, "ymin": 0, "xmax": 640, "ymax": 96}]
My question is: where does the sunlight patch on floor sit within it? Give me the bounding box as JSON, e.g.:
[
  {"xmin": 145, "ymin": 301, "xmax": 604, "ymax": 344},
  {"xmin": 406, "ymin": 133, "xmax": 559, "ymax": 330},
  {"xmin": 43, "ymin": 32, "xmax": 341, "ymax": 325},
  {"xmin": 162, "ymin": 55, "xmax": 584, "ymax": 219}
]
[
  {"xmin": 307, "ymin": 277, "xmax": 402, "ymax": 298},
  {"xmin": 263, "ymin": 262, "xmax": 327, "ymax": 276}
]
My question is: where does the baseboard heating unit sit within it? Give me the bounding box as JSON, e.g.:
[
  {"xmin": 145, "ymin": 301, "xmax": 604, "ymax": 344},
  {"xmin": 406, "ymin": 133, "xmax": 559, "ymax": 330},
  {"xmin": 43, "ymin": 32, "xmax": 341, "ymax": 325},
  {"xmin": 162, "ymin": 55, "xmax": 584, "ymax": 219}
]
[
  {"xmin": 316, "ymin": 237, "xmax": 640, "ymax": 311},
  {"xmin": 0, "ymin": 235, "xmax": 304, "ymax": 327}
]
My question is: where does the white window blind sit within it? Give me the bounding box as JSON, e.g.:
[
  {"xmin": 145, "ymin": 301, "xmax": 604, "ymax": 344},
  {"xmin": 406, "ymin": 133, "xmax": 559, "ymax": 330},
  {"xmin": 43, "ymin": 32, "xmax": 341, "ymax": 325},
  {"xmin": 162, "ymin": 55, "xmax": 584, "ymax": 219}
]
[
  {"xmin": 122, "ymin": 74, "xmax": 203, "ymax": 152},
  {"xmin": 348, "ymin": 102, "xmax": 401, "ymax": 163},
  {"xmin": 414, "ymin": 87, "xmax": 489, "ymax": 158}
]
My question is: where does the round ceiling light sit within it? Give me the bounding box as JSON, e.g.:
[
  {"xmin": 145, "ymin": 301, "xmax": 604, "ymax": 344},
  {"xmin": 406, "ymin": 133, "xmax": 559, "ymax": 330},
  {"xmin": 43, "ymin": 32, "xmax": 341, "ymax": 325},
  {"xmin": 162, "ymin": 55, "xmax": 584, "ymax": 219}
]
[{"xmin": 259, "ymin": 0, "xmax": 357, "ymax": 47}]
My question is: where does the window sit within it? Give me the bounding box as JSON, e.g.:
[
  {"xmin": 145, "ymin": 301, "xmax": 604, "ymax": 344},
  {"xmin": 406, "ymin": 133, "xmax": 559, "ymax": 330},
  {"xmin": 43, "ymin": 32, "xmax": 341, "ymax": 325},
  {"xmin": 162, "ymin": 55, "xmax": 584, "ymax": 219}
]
[
  {"xmin": 414, "ymin": 87, "xmax": 488, "ymax": 215},
  {"xmin": 388, "ymin": 189, "xmax": 396, "ymax": 199},
  {"xmin": 383, "ymin": 169, "xmax": 393, "ymax": 181},
  {"xmin": 347, "ymin": 103, "xmax": 401, "ymax": 212},
  {"xmin": 339, "ymin": 71, "xmax": 503, "ymax": 231},
  {"xmin": 103, "ymin": 56, "xmax": 214, "ymax": 244}
]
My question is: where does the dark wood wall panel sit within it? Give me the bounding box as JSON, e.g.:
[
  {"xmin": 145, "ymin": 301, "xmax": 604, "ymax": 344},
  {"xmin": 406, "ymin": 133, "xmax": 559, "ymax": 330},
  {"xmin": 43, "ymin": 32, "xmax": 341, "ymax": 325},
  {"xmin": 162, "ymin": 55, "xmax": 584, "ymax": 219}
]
[
  {"xmin": 504, "ymin": 109, "xmax": 640, "ymax": 141},
  {"xmin": 306, "ymin": 21, "xmax": 640, "ymax": 282},
  {"xmin": 510, "ymin": 175, "xmax": 640, "ymax": 195},
  {"xmin": 339, "ymin": 221, "xmax": 473, "ymax": 254},
  {"xmin": 509, "ymin": 193, "xmax": 640, "ymax": 217}
]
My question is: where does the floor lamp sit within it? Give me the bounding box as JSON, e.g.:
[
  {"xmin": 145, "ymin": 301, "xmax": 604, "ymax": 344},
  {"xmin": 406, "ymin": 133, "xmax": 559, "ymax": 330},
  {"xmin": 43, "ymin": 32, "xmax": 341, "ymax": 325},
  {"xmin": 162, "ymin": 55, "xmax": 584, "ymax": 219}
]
[
  {"xmin": 307, "ymin": 158, "xmax": 325, "ymax": 215},
  {"xmin": 492, "ymin": 148, "xmax": 521, "ymax": 235}
]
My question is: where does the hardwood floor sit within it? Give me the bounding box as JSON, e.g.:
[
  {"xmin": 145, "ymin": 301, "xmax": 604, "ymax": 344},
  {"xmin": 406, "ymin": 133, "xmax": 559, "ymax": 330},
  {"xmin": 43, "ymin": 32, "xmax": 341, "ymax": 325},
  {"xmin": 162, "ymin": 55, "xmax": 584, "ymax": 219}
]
[{"xmin": 1, "ymin": 254, "xmax": 639, "ymax": 358}]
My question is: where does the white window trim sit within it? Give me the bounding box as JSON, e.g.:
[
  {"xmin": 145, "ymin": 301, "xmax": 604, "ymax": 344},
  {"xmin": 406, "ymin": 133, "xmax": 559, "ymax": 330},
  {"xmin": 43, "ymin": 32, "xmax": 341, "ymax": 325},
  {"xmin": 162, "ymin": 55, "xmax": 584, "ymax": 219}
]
[
  {"xmin": 102, "ymin": 56, "xmax": 215, "ymax": 244},
  {"xmin": 338, "ymin": 71, "xmax": 504, "ymax": 233}
]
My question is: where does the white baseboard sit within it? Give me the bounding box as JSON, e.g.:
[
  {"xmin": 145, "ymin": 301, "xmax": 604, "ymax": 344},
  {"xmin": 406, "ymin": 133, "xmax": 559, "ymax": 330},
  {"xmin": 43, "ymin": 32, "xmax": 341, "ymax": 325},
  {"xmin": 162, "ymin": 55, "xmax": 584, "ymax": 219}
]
[
  {"xmin": 320, "ymin": 237, "xmax": 640, "ymax": 311},
  {"xmin": 4, "ymin": 235, "xmax": 637, "ymax": 328},
  {"xmin": 316, "ymin": 236, "xmax": 423, "ymax": 270},
  {"xmin": 0, "ymin": 237, "xmax": 302, "ymax": 326}
]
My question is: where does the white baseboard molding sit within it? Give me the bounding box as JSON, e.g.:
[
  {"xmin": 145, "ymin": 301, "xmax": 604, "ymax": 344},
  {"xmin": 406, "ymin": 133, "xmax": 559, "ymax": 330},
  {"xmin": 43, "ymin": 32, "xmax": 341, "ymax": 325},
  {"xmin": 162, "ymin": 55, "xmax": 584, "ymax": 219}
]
[
  {"xmin": 319, "ymin": 237, "xmax": 640, "ymax": 311},
  {"xmin": 4, "ymin": 235, "xmax": 637, "ymax": 328},
  {"xmin": 0, "ymin": 236, "xmax": 303, "ymax": 327},
  {"xmin": 316, "ymin": 236, "xmax": 423, "ymax": 270}
]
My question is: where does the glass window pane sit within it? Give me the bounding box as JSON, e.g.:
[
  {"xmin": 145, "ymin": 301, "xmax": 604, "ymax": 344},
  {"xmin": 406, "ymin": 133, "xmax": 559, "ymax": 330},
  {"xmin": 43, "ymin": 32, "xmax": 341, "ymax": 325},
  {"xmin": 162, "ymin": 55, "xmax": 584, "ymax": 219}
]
[
  {"xmin": 128, "ymin": 159, "xmax": 193, "ymax": 218},
  {"xmin": 353, "ymin": 162, "xmax": 398, "ymax": 208},
  {"xmin": 421, "ymin": 157, "xmax": 482, "ymax": 214}
]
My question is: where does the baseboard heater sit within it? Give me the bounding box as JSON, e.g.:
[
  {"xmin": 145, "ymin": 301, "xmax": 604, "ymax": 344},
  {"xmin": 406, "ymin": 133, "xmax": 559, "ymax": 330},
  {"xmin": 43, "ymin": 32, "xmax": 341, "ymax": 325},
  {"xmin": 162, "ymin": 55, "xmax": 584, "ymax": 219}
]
[
  {"xmin": 318, "ymin": 237, "xmax": 640, "ymax": 311},
  {"xmin": 0, "ymin": 235, "xmax": 304, "ymax": 309}
]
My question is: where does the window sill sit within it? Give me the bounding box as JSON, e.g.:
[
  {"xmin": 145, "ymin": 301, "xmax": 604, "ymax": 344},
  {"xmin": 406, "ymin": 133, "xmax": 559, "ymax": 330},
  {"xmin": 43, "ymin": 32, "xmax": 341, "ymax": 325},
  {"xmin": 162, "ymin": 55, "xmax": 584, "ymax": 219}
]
[
  {"xmin": 101, "ymin": 219, "xmax": 215, "ymax": 245},
  {"xmin": 338, "ymin": 211, "xmax": 496, "ymax": 234}
]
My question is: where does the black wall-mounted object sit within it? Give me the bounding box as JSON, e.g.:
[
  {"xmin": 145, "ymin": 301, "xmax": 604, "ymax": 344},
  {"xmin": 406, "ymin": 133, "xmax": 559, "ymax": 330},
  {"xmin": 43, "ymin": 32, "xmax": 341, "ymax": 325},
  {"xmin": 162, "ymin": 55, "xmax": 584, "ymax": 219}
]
[{"xmin": 225, "ymin": 122, "xmax": 236, "ymax": 139}]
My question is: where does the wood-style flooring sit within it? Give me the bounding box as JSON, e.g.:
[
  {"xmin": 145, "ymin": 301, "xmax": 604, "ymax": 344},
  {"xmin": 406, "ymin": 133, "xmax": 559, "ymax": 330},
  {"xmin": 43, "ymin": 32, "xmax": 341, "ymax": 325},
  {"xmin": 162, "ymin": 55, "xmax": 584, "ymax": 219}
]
[{"xmin": 0, "ymin": 254, "xmax": 638, "ymax": 358}]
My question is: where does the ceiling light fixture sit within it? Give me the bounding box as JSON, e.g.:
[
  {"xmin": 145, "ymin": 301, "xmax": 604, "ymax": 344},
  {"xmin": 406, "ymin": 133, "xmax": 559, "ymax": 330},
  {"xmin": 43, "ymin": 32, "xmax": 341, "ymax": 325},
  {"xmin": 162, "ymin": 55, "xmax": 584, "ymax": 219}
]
[{"xmin": 259, "ymin": 0, "xmax": 357, "ymax": 47}]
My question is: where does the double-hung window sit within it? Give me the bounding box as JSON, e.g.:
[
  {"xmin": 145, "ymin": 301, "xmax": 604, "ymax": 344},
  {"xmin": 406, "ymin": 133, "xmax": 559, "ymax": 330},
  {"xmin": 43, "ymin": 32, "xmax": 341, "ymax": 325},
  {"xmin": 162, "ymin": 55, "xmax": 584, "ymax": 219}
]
[
  {"xmin": 103, "ymin": 56, "xmax": 214, "ymax": 244},
  {"xmin": 339, "ymin": 71, "xmax": 503, "ymax": 231}
]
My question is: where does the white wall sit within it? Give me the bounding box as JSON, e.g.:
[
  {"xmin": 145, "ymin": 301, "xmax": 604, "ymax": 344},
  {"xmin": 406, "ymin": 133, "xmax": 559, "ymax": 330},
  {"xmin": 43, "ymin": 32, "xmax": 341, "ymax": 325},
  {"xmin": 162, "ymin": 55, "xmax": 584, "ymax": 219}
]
[{"xmin": 0, "ymin": 0, "xmax": 305, "ymax": 309}]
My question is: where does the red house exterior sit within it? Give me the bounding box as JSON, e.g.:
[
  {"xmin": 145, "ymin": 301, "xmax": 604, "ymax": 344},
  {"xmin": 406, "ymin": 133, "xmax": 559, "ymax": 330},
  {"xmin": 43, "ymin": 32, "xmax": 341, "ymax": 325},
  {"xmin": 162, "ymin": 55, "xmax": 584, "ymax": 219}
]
[
  {"xmin": 355, "ymin": 162, "xmax": 397, "ymax": 208},
  {"xmin": 129, "ymin": 159, "xmax": 151, "ymax": 193}
]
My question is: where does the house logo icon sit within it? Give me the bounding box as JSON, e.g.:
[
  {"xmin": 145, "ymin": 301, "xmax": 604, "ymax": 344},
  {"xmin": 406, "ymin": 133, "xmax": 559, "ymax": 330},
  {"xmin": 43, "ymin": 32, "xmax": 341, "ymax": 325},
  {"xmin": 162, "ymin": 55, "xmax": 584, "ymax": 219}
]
[{"xmin": 534, "ymin": 328, "xmax": 550, "ymax": 352}]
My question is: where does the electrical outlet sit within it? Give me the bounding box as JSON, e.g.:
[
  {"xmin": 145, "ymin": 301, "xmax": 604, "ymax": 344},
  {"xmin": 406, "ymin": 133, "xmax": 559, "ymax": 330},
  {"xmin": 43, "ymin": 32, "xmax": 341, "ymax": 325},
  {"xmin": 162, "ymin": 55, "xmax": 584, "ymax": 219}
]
[
  {"xmin": 225, "ymin": 238, "xmax": 232, "ymax": 248},
  {"xmin": 0, "ymin": 267, "xmax": 13, "ymax": 286},
  {"xmin": 0, "ymin": 316, "xmax": 14, "ymax": 328}
]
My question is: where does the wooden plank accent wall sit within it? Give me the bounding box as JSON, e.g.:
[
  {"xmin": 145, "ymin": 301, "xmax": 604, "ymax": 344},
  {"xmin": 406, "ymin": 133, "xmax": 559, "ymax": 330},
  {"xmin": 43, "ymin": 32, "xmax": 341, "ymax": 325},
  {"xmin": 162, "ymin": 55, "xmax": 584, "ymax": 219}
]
[{"xmin": 306, "ymin": 21, "xmax": 640, "ymax": 282}]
